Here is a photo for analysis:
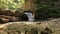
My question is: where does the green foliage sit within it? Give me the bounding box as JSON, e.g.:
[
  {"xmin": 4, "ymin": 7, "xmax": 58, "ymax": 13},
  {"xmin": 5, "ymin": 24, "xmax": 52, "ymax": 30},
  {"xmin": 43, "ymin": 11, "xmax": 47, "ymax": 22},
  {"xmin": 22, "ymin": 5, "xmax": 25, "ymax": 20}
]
[
  {"xmin": 0, "ymin": 0, "xmax": 25, "ymax": 10},
  {"xmin": 35, "ymin": 6, "xmax": 60, "ymax": 20},
  {"xmin": 32, "ymin": 0, "xmax": 60, "ymax": 20}
]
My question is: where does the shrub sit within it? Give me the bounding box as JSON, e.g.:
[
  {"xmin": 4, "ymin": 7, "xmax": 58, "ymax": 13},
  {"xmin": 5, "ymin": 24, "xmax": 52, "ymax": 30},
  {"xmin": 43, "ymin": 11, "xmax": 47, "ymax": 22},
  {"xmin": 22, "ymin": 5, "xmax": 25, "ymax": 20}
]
[{"xmin": 35, "ymin": 6, "xmax": 60, "ymax": 21}]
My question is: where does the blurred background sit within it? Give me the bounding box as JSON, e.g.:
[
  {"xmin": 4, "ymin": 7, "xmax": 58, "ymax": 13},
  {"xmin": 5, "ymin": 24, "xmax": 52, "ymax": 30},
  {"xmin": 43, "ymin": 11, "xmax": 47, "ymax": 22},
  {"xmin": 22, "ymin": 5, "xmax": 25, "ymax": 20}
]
[{"xmin": 0, "ymin": 0, "xmax": 60, "ymax": 22}]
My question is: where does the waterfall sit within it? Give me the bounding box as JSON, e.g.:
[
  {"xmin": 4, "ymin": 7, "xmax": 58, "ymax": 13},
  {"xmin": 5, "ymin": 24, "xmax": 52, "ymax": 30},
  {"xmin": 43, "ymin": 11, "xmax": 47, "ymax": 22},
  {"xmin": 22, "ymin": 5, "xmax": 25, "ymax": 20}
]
[{"xmin": 25, "ymin": 12, "xmax": 34, "ymax": 22}]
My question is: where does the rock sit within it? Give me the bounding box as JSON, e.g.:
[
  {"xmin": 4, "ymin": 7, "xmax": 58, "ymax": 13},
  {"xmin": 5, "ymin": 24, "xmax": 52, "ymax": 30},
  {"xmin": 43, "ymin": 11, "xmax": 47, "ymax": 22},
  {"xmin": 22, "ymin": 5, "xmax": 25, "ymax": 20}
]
[
  {"xmin": 0, "ymin": 8, "xmax": 6, "ymax": 15},
  {"xmin": 8, "ymin": 16, "xmax": 18, "ymax": 22},
  {"xmin": 40, "ymin": 27, "xmax": 52, "ymax": 34},
  {"xmin": 5, "ymin": 10, "xmax": 15, "ymax": 16},
  {"xmin": 0, "ymin": 15, "xmax": 18, "ymax": 23},
  {"xmin": 0, "ymin": 18, "xmax": 9, "ymax": 23},
  {"xmin": 0, "ymin": 8, "xmax": 15, "ymax": 16}
]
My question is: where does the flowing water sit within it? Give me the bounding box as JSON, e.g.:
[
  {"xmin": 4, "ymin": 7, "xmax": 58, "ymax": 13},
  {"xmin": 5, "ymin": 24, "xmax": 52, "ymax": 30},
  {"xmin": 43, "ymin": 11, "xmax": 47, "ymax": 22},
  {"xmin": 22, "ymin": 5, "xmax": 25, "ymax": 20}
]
[{"xmin": 25, "ymin": 12, "xmax": 34, "ymax": 22}]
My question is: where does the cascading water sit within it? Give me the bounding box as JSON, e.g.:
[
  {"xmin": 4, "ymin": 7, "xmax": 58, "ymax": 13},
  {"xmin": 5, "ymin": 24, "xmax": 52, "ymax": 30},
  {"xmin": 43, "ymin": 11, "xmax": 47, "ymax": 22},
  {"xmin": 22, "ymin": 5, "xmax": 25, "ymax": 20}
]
[{"xmin": 25, "ymin": 12, "xmax": 34, "ymax": 22}]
